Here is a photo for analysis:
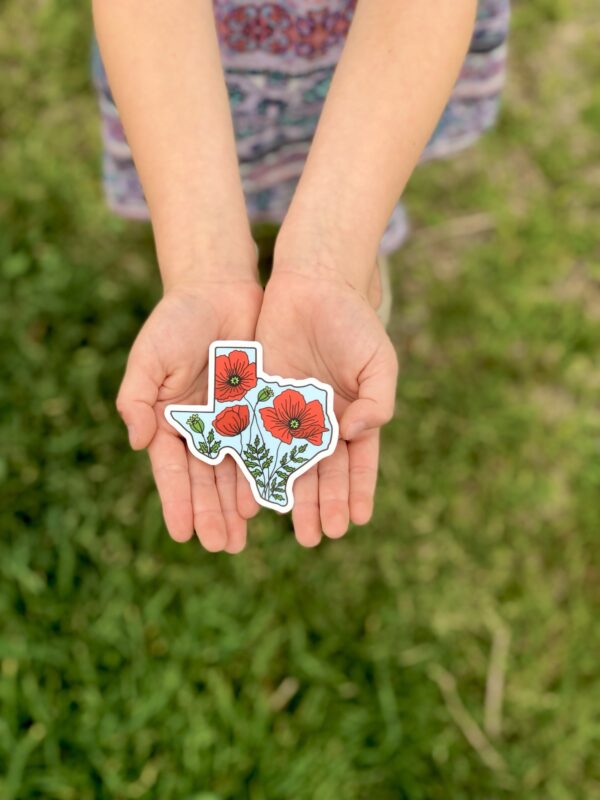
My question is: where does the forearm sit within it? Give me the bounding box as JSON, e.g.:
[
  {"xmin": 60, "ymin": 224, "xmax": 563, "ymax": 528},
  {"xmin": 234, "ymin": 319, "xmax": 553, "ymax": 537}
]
[
  {"xmin": 92, "ymin": 0, "xmax": 256, "ymax": 288},
  {"xmin": 275, "ymin": 0, "xmax": 477, "ymax": 292}
]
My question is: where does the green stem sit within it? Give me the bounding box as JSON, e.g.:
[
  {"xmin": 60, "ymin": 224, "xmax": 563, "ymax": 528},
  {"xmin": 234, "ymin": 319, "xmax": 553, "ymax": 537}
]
[
  {"xmin": 197, "ymin": 430, "xmax": 212, "ymax": 458},
  {"xmin": 267, "ymin": 442, "xmax": 282, "ymax": 494},
  {"xmin": 245, "ymin": 398, "xmax": 255, "ymax": 446},
  {"xmin": 245, "ymin": 398, "xmax": 269, "ymax": 498}
]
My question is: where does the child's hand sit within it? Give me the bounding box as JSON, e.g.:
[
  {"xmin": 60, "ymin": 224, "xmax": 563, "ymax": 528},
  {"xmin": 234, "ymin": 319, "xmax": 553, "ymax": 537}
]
[
  {"xmin": 255, "ymin": 269, "xmax": 398, "ymax": 547},
  {"xmin": 116, "ymin": 278, "xmax": 263, "ymax": 553}
]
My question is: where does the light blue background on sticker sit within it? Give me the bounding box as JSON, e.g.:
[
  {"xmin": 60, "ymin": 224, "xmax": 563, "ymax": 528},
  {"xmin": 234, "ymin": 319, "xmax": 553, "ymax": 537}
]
[{"xmin": 169, "ymin": 345, "xmax": 335, "ymax": 507}]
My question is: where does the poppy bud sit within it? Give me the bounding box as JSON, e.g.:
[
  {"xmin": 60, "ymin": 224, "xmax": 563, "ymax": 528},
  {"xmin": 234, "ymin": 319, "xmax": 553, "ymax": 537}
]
[
  {"xmin": 257, "ymin": 386, "xmax": 275, "ymax": 403},
  {"xmin": 187, "ymin": 414, "xmax": 204, "ymax": 434}
]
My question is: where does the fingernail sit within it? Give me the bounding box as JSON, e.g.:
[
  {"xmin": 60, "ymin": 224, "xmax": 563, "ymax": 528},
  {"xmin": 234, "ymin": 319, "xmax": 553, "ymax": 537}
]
[
  {"xmin": 345, "ymin": 422, "xmax": 365, "ymax": 440},
  {"xmin": 127, "ymin": 424, "xmax": 137, "ymax": 447}
]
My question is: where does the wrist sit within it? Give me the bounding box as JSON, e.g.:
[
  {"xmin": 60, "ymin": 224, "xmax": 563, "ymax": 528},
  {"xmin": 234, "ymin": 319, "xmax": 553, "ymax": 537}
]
[
  {"xmin": 158, "ymin": 227, "xmax": 259, "ymax": 293},
  {"xmin": 273, "ymin": 211, "xmax": 377, "ymax": 298}
]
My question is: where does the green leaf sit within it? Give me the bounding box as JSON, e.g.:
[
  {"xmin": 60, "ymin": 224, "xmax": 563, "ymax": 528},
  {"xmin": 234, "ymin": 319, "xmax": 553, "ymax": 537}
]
[
  {"xmin": 207, "ymin": 429, "xmax": 215, "ymax": 444},
  {"xmin": 298, "ymin": 443, "xmax": 308, "ymax": 453}
]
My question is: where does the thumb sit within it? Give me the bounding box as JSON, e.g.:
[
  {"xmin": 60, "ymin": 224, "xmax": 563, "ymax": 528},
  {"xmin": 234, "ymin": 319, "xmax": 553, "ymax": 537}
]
[
  {"xmin": 116, "ymin": 349, "xmax": 160, "ymax": 450},
  {"xmin": 340, "ymin": 339, "xmax": 398, "ymax": 441}
]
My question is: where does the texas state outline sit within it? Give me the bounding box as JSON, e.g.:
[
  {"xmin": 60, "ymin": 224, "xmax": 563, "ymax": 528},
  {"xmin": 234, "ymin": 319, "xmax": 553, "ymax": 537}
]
[{"xmin": 164, "ymin": 340, "xmax": 339, "ymax": 513}]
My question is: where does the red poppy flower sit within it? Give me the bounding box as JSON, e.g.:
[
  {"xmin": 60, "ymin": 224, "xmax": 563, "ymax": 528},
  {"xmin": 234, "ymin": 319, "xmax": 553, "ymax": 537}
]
[
  {"xmin": 215, "ymin": 350, "xmax": 257, "ymax": 402},
  {"xmin": 259, "ymin": 389, "xmax": 327, "ymax": 445},
  {"xmin": 213, "ymin": 405, "xmax": 250, "ymax": 437}
]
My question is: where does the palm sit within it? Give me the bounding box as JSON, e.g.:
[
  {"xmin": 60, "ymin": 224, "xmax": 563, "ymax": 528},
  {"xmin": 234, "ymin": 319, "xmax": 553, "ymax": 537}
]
[
  {"xmin": 258, "ymin": 272, "xmax": 389, "ymax": 414},
  {"xmin": 118, "ymin": 279, "xmax": 263, "ymax": 552},
  {"xmin": 144, "ymin": 283, "xmax": 261, "ymax": 409},
  {"xmin": 256, "ymin": 271, "xmax": 397, "ymax": 547}
]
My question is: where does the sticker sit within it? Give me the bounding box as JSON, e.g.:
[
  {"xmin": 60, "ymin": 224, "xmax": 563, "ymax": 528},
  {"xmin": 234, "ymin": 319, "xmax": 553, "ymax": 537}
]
[{"xmin": 164, "ymin": 341, "xmax": 339, "ymax": 513}]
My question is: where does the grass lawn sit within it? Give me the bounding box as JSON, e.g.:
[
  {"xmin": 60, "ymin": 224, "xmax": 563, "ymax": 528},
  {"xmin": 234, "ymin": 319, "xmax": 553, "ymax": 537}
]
[{"xmin": 1, "ymin": 1, "xmax": 599, "ymax": 797}]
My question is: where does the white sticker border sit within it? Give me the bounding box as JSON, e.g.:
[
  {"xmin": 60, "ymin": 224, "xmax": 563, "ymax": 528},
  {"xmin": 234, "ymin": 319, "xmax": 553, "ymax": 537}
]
[{"xmin": 164, "ymin": 340, "xmax": 339, "ymax": 513}]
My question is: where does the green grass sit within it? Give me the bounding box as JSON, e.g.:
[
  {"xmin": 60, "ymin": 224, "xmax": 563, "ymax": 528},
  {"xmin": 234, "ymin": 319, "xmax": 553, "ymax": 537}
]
[{"xmin": 1, "ymin": 1, "xmax": 599, "ymax": 797}]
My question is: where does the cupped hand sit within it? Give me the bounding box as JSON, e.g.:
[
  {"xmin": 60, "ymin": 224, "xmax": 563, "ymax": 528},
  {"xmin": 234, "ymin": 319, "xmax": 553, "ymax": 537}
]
[
  {"xmin": 116, "ymin": 278, "xmax": 264, "ymax": 553},
  {"xmin": 255, "ymin": 268, "xmax": 398, "ymax": 547}
]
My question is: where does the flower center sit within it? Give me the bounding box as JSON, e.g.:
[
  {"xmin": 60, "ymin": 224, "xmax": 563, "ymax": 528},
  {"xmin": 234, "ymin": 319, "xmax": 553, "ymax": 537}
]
[
  {"xmin": 229, "ymin": 374, "xmax": 241, "ymax": 386},
  {"xmin": 289, "ymin": 418, "xmax": 300, "ymax": 430}
]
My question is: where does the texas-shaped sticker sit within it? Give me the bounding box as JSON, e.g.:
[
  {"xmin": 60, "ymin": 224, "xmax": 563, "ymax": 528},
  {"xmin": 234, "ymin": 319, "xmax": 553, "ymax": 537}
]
[{"xmin": 165, "ymin": 341, "xmax": 339, "ymax": 513}]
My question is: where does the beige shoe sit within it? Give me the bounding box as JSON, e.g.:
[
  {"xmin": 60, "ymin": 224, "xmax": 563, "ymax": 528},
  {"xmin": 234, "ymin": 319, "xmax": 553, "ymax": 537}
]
[{"xmin": 375, "ymin": 255, "xmax": 393, "ymax": 328}]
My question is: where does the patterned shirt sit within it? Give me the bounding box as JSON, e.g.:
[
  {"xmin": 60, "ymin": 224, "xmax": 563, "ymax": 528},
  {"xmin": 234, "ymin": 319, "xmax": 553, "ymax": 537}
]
[{"xmin": 92, "ymin": 0, "xmax": 510, "ymax": 254}]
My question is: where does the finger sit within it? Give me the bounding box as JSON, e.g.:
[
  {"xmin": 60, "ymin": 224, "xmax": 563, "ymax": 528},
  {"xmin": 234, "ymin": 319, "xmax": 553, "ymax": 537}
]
[
  {"xmin": 236, "ymin": 465, "xmax": 260, "ymax": 520},
  {"xmin": 215, "ymin": 457, "xmax": 248, "ymax": 554},
  {"xmin": 348, "ymin": 429, "xmax": 380, "ymax": 526},
  {"xmin": 318, "ymin": 440, "xmax": 350, "ymax": 539},
  {"xmin": 187, "ymin": 453, "xmax": 228, "ymax": 552},
  {"xmin": 148, "ymin": 428, "xmax": 194, "ymax": 543},
  {"xmin": 291, "ymin": 468, "xmax": 322, "ymax": 548},
  {"xmin": 116, "ymin": 348, "xmax": 161, "ymax": 450},
  {"xmin": 340, "ymin": 337, "xmax": 398, "ymax": 441}
]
